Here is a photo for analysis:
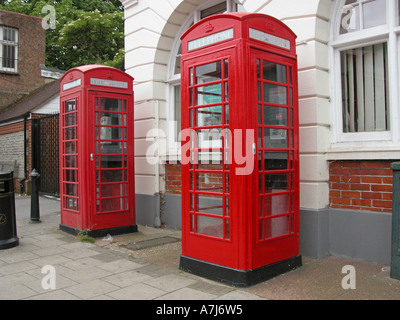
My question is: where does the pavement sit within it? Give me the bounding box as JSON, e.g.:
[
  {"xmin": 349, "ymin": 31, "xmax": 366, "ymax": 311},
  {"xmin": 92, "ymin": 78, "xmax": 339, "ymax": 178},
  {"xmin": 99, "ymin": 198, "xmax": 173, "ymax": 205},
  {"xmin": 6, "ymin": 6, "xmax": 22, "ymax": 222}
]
[{"xmin": 1, "ymin": 195, "xmax": 400, "ymax": 301}]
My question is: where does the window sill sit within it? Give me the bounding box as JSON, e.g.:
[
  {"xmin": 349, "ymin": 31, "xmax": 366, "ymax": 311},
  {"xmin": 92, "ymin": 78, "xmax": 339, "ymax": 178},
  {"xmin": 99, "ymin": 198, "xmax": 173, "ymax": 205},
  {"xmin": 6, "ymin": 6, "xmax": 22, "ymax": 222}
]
[
  {"xmin": 0, "ymin": 70, "xmax": 19, "ymax": 76},
  {"xmin": 326, "ymin": 145, "xmax": 400, "ymax": 161}
]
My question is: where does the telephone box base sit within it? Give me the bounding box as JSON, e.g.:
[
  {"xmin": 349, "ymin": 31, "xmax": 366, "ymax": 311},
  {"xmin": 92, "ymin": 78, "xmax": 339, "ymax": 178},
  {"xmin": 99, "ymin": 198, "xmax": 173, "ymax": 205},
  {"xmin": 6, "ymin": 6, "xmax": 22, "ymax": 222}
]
[
  {"xmin": 179, "ymin": 255, "xmax": 302, "ymax": 287},
  {"xmin": 60, "ymin": 224, "xmax": 138, "ymax": 238}
]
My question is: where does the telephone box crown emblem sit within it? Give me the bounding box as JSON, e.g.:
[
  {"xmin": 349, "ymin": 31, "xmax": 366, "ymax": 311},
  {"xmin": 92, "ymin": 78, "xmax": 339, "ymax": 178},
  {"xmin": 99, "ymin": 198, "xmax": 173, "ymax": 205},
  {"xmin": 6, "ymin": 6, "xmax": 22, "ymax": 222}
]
[
  {"xmin": 205, "ymin": 22, "xmax": 214, "ymax": 33},
  {"xmin": 106, "ymin": 70, "xmax": 114, "ymax": 79}
]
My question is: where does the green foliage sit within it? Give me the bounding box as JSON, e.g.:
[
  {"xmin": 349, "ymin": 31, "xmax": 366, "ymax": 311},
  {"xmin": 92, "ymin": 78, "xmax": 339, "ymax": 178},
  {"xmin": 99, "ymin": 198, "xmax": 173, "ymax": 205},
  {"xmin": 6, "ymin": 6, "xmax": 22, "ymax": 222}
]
[
  {"xmin": 0, "ymin": 0, "xmax": 125, "ymax": 70},
  {"xmin": 76, "ymin": 231, "xmax": 95, "ymax": 244},
  {"xmin": 58, "ymin": 9, "xmax": 124, "ymax": 69}
]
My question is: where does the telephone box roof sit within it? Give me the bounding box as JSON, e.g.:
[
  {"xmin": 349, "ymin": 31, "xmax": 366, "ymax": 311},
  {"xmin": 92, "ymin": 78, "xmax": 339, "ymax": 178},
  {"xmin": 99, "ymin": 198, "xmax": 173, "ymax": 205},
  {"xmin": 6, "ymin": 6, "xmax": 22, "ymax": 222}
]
[
  {"xmin": 60, "ymin": 64, "xmax": 134, "ymax": 83},
  {"xmin": 181, "ymin": 12, "xmax": 297, "ymax": 40}
]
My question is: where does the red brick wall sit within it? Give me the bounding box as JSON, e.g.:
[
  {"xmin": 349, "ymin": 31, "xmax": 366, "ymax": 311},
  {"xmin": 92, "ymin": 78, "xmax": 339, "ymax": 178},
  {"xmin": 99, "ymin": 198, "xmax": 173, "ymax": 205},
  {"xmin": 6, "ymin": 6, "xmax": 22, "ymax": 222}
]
[
  {"xmin": 0, "ymin": 10, "xmax": 46, "ymax": 110},
  {"xmin": 165, "ymin": 163, "xmax": 228, "ymax": 195},
  {"xmin": 329, "ymin": 160, "xmax": 393, "ymax": 213},
  {"xmin": 168, "ymin": 160, "xmax": 395, "ymax": 213},
  {"xmin": 165, "ymin": 164, "xmax": 182, "ymax": 194}
]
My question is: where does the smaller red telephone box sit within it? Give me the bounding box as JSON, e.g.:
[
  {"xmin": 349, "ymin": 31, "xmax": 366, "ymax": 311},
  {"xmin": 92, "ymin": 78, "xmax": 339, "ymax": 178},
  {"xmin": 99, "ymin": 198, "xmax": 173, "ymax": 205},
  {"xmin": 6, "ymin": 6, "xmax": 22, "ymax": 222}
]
[
  {"xmin": 59, "ymin": 65, "xmax": 137, "ymax": 237},
  {"xmin": 179, "ymin": 13, "xmax": 301, "ymax": 286}
]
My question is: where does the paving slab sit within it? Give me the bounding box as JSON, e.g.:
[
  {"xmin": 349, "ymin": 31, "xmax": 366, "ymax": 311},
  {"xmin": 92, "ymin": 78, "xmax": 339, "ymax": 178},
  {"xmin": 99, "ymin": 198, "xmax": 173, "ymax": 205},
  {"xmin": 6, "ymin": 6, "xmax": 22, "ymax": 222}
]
[
  {"xmin": 0, "ymin": 195, "xmax": 398, "ymax": 301},
  {"xmin": 106, "ymin": 282, "xmax": 166, "ymax": 300}
]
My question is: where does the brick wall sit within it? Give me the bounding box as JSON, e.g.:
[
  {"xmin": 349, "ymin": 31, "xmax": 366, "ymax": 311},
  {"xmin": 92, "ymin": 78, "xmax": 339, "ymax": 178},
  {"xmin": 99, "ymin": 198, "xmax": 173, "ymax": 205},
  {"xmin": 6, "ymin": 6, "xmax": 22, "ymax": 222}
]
[
  {"xmin": 168, "ymin": 160, "xmax": 395, "ymax": 213},
  {"xmin": 329, "ymin": 160, "xmax": 393, "ymax": 213},
  {"xmin": 0, "ymin": 10, "xmax": 45, "ymax": 110},
  {"xmin": 165, "ymin": 164, "xmax": 182, "ymax": 194}
]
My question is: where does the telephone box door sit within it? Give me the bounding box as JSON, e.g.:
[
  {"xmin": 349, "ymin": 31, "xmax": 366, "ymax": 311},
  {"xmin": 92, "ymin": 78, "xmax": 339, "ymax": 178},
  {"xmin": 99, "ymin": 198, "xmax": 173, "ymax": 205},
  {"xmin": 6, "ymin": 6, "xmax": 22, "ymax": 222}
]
[
  {"xmin": 88, "ymin": 92, "xmax": 135, "ymax": 230},
  {"xmin": 251, "ymin": 49, "xmax": 300, "ymax": 269},
  {"xmin": 181, "ymin": 49, "xmax": 240, "ymax": 269}
]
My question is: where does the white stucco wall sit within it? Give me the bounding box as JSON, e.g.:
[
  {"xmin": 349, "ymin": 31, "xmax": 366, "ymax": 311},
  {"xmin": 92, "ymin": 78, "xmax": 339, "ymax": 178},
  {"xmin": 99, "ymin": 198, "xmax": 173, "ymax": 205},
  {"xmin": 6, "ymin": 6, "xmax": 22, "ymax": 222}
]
[{"xmin": 122, "ymin": 0, "xmax": 334, "ymax": 210}]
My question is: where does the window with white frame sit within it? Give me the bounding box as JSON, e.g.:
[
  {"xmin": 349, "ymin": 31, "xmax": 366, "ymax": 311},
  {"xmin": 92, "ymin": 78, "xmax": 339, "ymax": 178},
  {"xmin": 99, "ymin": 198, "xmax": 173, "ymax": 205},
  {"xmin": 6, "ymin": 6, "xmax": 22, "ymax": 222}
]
[
  {"xmin": 330, "ymin": 0, "xmax": 400, "ymax": 145},
  {"xmin": 167, "ymin": 0, "xmax": 245, "ymax": 152},
  {"xmin": 0, "ymin": 26, "xmax": 18, "ymax": 73}
]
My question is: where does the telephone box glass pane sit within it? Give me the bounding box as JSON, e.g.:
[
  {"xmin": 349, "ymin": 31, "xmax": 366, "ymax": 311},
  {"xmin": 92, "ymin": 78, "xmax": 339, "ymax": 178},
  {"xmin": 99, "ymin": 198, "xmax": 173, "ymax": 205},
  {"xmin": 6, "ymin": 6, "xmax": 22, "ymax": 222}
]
[
  {"xmin": 264, "ymin": 128, "xmax": 287, "ymax": 149},
  {"xmin": 196, "ymin": 84, "xmax": 222, "ymax": 106},
  {"xmin": 263, "ymin": 194, "xmax": 290, "ymax": 216},
  {"xmin": 195, "ymin": 172, "xmax": 224, "ymax": 193},
  {"xmin": 100, "ymin": 184, "xmax": 126, "ymax": 197},
  {"xmin": 264, "ymin": 151, "xmax": 288, "ymax": 171},
  {"xmin": 65, "ymin": 114, "xmax": 76, "ymax": 126},
  {"xmin": 263, "ymin": 83, "xmax": 287, "ymax": 105},
  {"xmin": 100, "ymin": 170, "xmax": 124, "ymax": 183},
  {"xmin": 264, "ymin": 216, "xmax": 289, "ymax": 239},
  {"xmin": 98, "ymin": 98, "xmax": 123, "ymax": 112},
  {"xmin": 225, "ymin": 220, "xmax": 230, "ymax": 239},
  {"xmin": 66, "ymin": 170, "xmax": 77, "ymax": 182},
  {"xmin": 196, "ymin": 194, "xmax": 223, "ymax": 216},
  {"xmin": 66, "ymin": 100, "xmax": 76, "ymax": 112},
  {"xmin": 65, "ymin": 156, "xmax": 76, "ymax": 168},
  {"xmin": 196, "ymin": 61, "xmax": 222, "ymax": 83},
  {"xmin": 65, "ymin": 128, "xmax": 76, "ymax": 140},
  {"xmin": 197, "ymin": 128, "xmax": 223, "ymax": 149},
  {"xmin": 66, "ymin": 198, "xmax": 77, "ymax": 210},
  {"xmin": 224, "ymin": 105, "xmax": 229, "ymax": 124},
  {"xmin": 196, "ymin": 215, "xmax": 224, "ymax": 238},
  {"xmin": 264, "ymin": 106, "xmax": 288, "ymax": 126},
  {"xmin": 262, "ymin": 61, "xmax": 287, "ymax": 84},
  {"xmin": 188, "ymin": 58, "xmax": 230, "ymax": 242},
  {"xmin": 62, "ymin": 99, "xmax": 78, "ymax": 212},
  {"xmin": 95, "ymin": 97, "xmax": 128, "ymax": 214},
  {"xmin": 65, "ymin": 142, "xmax": 76, "ymax": 154},
  {"xmin": 264, "ymin": 173, "xmax": 289, "ymax": 193},
  {"xmin": 196, "ymin": 106, "xmax": 223, "ymax": 126},
  {"xmin": 101, "ymin": 198, "xmax": 124, "ymax": 212},
  {"xmin": 65, "ymin": 184, "xmax": 77, "ymax": 196},
  {"xmin": 256, "ymin": 55, "xmax": 296, "ymax": 244}
]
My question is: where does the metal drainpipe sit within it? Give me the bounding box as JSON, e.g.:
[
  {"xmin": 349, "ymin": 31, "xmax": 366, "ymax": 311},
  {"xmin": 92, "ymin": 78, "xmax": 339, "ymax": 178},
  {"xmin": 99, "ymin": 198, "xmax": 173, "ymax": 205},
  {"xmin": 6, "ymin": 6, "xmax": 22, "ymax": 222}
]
[{"xmin": 154, "ymin": 100, "xmax": 162, "ymax": 228}]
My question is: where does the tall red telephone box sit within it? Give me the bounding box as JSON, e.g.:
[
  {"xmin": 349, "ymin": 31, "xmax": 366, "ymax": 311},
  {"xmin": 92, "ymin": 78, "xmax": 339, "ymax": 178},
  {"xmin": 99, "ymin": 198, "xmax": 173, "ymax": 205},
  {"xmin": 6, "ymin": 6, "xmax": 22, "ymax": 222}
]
[
  {"xmin": 59, "ymin": 65, "xmax": 137, "ymax": 237},
  {"xmin": 179, "ymin": 13, "xmax": 301, "ymax": 286}
]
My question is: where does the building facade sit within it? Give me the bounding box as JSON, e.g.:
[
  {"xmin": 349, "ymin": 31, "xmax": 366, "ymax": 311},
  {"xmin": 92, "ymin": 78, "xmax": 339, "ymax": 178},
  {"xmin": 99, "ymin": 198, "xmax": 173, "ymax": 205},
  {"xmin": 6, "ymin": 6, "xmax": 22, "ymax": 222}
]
[
  {"xmin": 122, "ymin": 0, "xmax": 397, "ymax": 264},
  {"xmin": 0, "ymin": 10, "xmax": 61, "ymax": 194},
  {"xmin": 0, "ymin": 10, "xmax": 46, "ymax": 110}
]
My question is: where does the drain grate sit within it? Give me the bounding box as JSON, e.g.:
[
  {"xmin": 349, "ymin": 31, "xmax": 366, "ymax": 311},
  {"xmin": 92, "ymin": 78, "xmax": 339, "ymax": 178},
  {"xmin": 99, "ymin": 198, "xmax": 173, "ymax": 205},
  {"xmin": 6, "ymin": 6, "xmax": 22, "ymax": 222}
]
[{"xmin": 122, "ymin": 236, "xmax": 180, "ymax": 251}]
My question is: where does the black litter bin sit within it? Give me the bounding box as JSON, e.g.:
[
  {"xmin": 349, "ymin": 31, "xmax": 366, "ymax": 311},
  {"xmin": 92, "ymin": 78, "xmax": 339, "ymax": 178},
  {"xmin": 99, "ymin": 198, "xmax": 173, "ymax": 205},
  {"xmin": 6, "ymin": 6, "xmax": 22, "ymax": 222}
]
[{"xmin": 0, "ymin": 171, "xmax": 19, "ymax": 249}]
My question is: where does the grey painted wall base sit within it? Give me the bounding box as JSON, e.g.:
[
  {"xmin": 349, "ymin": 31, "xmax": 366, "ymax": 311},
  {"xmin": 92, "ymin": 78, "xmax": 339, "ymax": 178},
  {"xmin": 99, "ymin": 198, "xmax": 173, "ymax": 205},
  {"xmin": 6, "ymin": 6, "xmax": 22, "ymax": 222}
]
[
  {"xmin": 135, "ymin": 193, "xmax": 161, "ymax": 228},
  {"xmin": 299, "ymin": 208, "xmax": 330, "ymax": 259},
  {"xmin": 328, "ymin": 209, "xmax": 392, "ymax": 265},
  {"xmin": 300, "ymin": 208, "xmax": 392, "ymax": 265},
  {"xmin": 137, "ymin": 193, "xmax": 393, "ymax": 265},
  {"xmin": 161, "ymin": 193, "xmax": 182, "ymax": 229}
]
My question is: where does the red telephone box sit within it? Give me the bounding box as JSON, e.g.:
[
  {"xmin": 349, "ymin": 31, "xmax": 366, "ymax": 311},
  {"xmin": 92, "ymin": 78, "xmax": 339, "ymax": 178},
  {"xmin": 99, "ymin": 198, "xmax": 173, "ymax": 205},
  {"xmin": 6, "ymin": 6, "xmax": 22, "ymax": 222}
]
[
  {"xmin": 59, "ymin": 65, "xmax": 137, "ymax": 237},
  {"xmin": 179, "ymin": 13, "xmax": 301, "ymax": 286}
]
